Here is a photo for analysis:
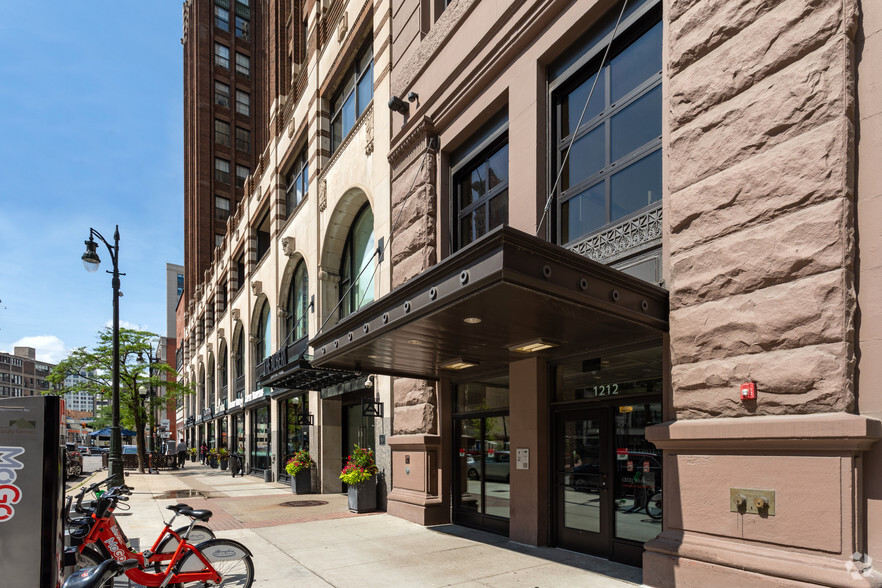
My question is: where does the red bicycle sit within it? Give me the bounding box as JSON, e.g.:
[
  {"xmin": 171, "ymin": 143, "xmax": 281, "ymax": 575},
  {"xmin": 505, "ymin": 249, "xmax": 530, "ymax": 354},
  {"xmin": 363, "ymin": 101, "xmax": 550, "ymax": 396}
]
[
  {"xmin": 67, "ymin": 482, "xmax": 253, "ymax": 587},
  {"xmin": 66, "ymin": 477, "xmax": 214, "ymax": 572}
]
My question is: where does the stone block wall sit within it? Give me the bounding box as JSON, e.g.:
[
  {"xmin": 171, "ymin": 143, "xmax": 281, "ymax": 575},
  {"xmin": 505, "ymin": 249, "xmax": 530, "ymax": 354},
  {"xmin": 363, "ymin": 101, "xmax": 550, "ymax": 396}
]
[{"xmin": 667, "ymin": 0, "xmax": 857, "ymax": 419}]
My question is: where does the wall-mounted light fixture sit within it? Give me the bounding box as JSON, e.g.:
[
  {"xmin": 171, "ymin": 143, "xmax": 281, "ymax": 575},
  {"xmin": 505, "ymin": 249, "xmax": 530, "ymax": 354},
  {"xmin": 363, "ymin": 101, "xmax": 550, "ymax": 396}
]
[{"xmin": 388, "ymin": 95, "xmax": 409, "ymax": 114}]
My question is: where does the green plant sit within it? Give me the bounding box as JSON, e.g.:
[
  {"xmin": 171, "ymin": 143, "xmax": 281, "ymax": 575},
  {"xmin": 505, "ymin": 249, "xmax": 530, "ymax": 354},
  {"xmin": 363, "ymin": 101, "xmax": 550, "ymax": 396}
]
[
  {"xmin": 339, "ymin": 445, "xmax": 378, "ymax": 485},
  {"xmin": 285, "ymin": 449, "xmax": 314, "ymax": 476},
  {"xmin": 188, "ymin": 448, "xmax": 197, "ymax": 456},
  {"xmin": 218, "ymin": 447, "xmax": 229, "ymax": 459},
  {"xmin": 208, "ymin": 448, "xmax": 218, "ymax": 458}
]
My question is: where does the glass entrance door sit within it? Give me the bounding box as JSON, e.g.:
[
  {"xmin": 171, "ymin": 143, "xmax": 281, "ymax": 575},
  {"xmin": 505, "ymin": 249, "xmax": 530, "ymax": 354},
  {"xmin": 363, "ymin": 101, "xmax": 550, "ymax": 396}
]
[{"xmin": 555, "ymin": 409, "xmax": 611, "ymax": 557}]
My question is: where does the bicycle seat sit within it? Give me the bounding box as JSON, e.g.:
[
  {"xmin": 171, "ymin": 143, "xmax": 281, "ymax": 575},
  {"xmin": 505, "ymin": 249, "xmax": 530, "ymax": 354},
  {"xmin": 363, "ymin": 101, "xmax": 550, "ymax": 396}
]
[
  {"xmin": 178, "ymin": 507, "xmax": 212, "ymax": 522},
  {"xmin": 165, "ymin": 503, "xmax": 192, "ymax": 512}
]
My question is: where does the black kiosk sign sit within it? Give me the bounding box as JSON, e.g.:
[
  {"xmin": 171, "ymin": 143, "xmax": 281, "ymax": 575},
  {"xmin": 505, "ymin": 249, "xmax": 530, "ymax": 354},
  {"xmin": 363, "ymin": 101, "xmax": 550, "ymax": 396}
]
[{"xmin": 0, "ymin": 395, "xmax": 64, "ymax": 587}]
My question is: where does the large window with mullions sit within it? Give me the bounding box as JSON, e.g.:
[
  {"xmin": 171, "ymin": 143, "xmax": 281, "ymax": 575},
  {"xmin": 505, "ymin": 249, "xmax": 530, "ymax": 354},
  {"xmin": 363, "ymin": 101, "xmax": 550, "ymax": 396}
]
[
  {"xmin": 451, "ymin": 113, "xmax": 509, "ymax": 251},
  {"xmin": 330, "ymin": 42, "xmax": 373, "ymax": 153},
  {"xmin": 553, "ymin": 7, "xmax": 662, "ymax": 246}
]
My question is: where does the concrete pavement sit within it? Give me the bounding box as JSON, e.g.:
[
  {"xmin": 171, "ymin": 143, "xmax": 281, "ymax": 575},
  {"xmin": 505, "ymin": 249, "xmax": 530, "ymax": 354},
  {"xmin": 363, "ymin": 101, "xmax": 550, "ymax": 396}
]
[{"xmin": 68, "ymin": 464, "xmax": 644, "ymax": 587}]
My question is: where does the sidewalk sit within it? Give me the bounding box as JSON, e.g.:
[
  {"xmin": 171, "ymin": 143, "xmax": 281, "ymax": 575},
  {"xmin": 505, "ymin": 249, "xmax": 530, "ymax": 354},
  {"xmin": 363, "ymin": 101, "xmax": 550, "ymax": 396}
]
[{"xmin": 75, "ymin": 465, "xmax": 644, "ymax": 587}]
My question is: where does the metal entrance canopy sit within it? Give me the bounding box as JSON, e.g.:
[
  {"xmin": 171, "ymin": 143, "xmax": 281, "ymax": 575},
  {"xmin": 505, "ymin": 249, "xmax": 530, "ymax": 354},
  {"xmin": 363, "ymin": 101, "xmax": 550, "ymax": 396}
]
[
  {"xmin": 310, "ymin": 226, "xmax": 668, "ymax": 380},
  {"xmin": 257, "ymin": 337, "xmax": 363, "ymax": 392}
]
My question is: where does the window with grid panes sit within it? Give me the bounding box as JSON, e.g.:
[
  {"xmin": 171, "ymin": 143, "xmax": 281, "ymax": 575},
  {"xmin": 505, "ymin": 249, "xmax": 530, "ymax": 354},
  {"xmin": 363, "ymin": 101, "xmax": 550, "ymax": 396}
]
[
  {"xmin": 215, "ymin": 43, "xmax": 230, "ymax": 69},
  {"xmin": 285, "ymin": 150, "xmax": 308, "ymax": 217},
  {"xmin": 236, "ymin": 90, "xmax": 250, "ymax": 116},
  {"xmin": 452, "ymin": 115, "xmax": 509, "ymax": 251},
  {"xmin": 236, "ymin": 164, "xmax": 249, "ymax": 188},
  {"xmin": 236, "ymin": 16, "xmax": 249, "ymax": 40},
  {"xmin": 330, "ymin": 43, "xmax": 373, "ymax": 153},
  {"xmin": 286, "ymin": 260, "xmax": 309, "ymax": 341},
  {"xmin": 215, "ymin": 119, "xmax": 230, "ymax": 146},
  {"xmin": 235, "ymin": 127, "xmax": 250, "ymax": 152},
  {"xmin": 236, "ymin": 52, "xmax": 249, "ymax": 77},
  {"xmin": 215, "ymin": 5, "xmax": 229, "ymax": 31},
  {"xmin": 215, "ymin": 81, "xmax": 230, "ymax": 108},
  {"xmin": 553, "ymin": 13, "xmax": 662, "ymax": 245},
  {"xmin": 215, "ymin": 195, "xmax": 231, "ymax": 220},
  {"xmin": 215, "ymin": 158, "xmax": 230, "ymax": 184}
]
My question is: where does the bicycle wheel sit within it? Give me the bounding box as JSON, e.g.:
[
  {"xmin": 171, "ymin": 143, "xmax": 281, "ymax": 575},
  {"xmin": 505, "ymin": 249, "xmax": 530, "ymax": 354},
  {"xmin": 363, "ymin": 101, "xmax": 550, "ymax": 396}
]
[
  {"xmin": 174, "ymin": 539, "xmax": 253, "ymax": 587},
  {"xmin": 68, "ymin": 548, "xmax": 113, "ymax": 588},
  {"xmin": 646, "ymin": 491, "xmax": 662, "ymax": 520}
]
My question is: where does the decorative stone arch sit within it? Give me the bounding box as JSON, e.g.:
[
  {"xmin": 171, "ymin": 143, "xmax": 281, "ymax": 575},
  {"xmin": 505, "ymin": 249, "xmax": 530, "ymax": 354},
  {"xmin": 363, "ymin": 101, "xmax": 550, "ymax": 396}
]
[
  {"xmin": 278, "ymin": 252, "xmax": 310, "ymax": 347},
  {"xmin": 319, "ymin": 186, "xmax": 375, "ymax": 327}
]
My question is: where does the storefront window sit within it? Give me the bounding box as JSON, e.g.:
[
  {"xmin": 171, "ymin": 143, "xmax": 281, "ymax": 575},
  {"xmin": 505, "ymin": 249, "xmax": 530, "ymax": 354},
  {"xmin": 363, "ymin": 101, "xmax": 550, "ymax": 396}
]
[
  {"xmin": 453, "ymin": 375, "xmax": 510, "ymax": 530},
  {"xmin": 250, "ymin": 406, "xmax": 270, "ymax": 471},
  {"xmin": 283, "ymin": 395, "xmax": 309, "ymax": 457},
  {"xmin": 233, "ymin": 413, "xmax": 245, "ymax": 454},
  {"xmin": 207, "ymin": 422, "xmax": 215, "ymax": 450},
  {"xmin": 220, "ymin": 417, "xmax": 228, "ymax": 450}
]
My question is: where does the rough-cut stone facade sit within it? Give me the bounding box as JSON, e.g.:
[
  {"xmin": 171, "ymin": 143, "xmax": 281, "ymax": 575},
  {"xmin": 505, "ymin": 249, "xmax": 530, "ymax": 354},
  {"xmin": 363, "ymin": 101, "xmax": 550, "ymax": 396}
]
[
  {"xmin": 667, "ymin": 0, "xmax": 857, "ymax": 419},
  {"xmin": 388, "ymin": 121, "xmax": 439, "ymax": 437}
]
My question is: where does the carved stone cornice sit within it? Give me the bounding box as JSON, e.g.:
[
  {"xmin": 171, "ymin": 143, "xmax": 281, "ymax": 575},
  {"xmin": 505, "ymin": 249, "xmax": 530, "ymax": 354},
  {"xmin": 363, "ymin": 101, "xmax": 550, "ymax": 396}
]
[
  {"xmin": 568, "ymin": 206, "xmax": 663, "ymax": 265},
  {"xmin": 389, "ymin": 116, "xmax": 437, "ymax": 178}
]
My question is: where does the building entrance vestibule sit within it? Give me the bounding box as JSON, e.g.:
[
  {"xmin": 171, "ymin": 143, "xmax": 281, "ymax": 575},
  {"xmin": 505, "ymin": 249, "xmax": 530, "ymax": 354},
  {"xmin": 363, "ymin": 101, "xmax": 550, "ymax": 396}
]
[{"xmin": 552, "ymin": 346, "xmax": 663, "ymax": 567}]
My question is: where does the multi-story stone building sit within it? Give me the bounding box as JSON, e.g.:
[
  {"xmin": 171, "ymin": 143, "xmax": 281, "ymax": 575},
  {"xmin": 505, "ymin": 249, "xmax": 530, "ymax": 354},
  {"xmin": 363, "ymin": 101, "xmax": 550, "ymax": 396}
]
[
  {"xmin": 179, "ymin": 0, "xmax": 393, "ymax": 494},
  {"xmin": 0, "ymin": 347, "xmax": 53, "ymax": 398},
  {"xmin": 180, "ymin": 0, "xmax": 882, "ymax": 585}
]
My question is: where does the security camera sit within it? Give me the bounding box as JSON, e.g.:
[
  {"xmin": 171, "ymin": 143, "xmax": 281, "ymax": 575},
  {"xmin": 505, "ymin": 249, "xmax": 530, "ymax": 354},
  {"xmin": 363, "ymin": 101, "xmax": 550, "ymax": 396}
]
[
  {"xmin": 388, "ymin": 96, "xmax": 409, "ymax": 114},
  {"xmin": 364, "ymin": 375, "xmax": 374, "ymax": 388}
]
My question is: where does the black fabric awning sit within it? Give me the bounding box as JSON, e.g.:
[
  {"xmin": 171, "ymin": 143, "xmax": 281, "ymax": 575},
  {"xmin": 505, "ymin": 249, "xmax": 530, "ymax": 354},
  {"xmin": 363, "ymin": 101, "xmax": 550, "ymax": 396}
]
[{"xmin": 310, "ymin": 226, "xmax": 668, "ymax": 380}]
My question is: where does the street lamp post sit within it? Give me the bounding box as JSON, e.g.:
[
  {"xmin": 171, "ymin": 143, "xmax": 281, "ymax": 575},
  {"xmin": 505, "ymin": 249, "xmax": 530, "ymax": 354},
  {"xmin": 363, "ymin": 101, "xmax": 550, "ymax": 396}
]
[{"xmin": 82, "ymin": 226, "xmax": 125, "ymax": 487}]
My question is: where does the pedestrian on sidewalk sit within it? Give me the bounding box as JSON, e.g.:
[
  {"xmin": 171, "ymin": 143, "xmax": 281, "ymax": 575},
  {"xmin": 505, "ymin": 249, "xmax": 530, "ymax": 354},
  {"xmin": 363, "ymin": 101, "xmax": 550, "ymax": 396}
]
[
  {"xmin": 200, "ymin": 443, "xmax": 208, "ymax": 465},
  {"xmin": 177, "ymin": 438, "xmax": 187, "ymax": 469}
]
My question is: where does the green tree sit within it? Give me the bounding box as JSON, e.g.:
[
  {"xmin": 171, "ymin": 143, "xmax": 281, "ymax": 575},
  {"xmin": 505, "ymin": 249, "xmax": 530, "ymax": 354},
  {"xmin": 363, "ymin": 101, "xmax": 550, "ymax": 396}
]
[{"xmin": 46, "ymin": 327, "xmax": 193, "ymax": 473}]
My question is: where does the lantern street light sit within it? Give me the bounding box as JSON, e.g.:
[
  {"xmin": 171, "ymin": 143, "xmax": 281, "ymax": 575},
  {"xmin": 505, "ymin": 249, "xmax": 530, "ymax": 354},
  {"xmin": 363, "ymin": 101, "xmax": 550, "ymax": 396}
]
[{"xmin": 82, "ymin": 226, "xmax": 125, "ymax": 487}]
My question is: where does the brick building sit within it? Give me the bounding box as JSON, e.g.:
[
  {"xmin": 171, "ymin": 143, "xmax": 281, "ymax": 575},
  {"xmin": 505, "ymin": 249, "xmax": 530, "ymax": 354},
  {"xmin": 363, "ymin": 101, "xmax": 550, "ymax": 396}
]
[
  {"xmin": 0, "ymin": 347, "xmax": 53, "ymax": 398},
  {"xmin": 179, "ymin": 0, "xmax": 882, "ymax": 585}
]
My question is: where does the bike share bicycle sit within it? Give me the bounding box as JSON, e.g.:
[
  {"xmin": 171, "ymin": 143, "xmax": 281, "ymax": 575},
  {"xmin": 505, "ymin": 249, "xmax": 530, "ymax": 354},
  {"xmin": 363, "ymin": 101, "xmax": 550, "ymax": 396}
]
[{"xmin": 64, "ymin": 477, "xmax": 254, "ymax": 587}]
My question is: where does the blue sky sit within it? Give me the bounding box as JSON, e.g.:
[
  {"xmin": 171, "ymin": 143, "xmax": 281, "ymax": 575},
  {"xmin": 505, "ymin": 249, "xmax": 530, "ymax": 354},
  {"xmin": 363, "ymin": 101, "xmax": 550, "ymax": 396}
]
[{"xmin": 0, "ymin": 3, "xmax": 184, "ymax": 363}]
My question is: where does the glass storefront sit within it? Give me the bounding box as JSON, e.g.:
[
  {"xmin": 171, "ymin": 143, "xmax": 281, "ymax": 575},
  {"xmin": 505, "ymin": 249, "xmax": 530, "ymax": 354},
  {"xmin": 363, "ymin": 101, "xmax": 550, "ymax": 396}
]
[
  {"xmin": 553, "ymin": 345, "xmax": 663, "ymax": 566},
  {"xmin": 232, "ymin": 413, "xmax": 245, "ymax": 454},
  {"xmin": 280, "ymin": 395, "xmax": 309, "ymax": 479},
  {"xmin": 207, "ymin": 422, "xmax": 215, "ymax": 450},
  {"xmin": 250, "ymin": 406, "xmax": 270, "ymax": 472},
  {"xmin": 219, "ymin": 417, "xmax": 228, "ymax": 450},
  {"xmin": 453, "ymin": 375, "xmax": 510, "ymax": 534}
]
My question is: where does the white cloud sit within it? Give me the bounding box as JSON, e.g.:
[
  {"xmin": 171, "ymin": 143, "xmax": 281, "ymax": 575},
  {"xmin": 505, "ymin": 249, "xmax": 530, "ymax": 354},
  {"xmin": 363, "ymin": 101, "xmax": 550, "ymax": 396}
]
[
  {"xmin": 12, "ymin": 335, "xmax": 68, "ymax": 364},
  {"xmin": 103, "ymin": 320, "xmax": 150, "ymax": 331}
]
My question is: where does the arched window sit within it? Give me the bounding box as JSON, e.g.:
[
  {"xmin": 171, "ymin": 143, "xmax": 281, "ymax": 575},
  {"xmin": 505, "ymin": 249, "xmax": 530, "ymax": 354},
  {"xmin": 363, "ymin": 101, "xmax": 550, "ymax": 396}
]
[
  {"xmin": 256, "ymin": 300, "xmax": 271, "ymax": 361},
  {"xmin": 207, "ymin": 356, "xmax": 215, "ymax": 408},
  {"xmin": 287, "ymin": 260, "xmax": 309, "ymax": 341},
  {"xmin": 340, "ymin": 204, "xmax": 375, "ymax": 317},
  {"xmin": 218, "ymin": 341, "xmax": 228, "ymax": 398},
  {"xmin": 234, "ymin": 328, "xmax": 245, "ymax": 398}
]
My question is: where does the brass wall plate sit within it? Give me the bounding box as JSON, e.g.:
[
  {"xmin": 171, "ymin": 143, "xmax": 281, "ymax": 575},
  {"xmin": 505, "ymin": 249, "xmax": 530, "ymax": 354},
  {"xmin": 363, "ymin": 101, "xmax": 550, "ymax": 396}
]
[{"xmin": 730, "ymin": 488, "xmax": 775, "ymax": 515}]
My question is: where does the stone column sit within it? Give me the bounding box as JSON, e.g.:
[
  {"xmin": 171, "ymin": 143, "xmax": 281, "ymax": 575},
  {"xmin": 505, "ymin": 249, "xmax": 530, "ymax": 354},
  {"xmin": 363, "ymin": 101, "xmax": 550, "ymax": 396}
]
[
  {"xmin": 386, "ymin": 118, "xmax": 446, "ymax": 524},
  {"xmin": 644, "ymin": 1, "xmax": 881, "ymax": 585}
]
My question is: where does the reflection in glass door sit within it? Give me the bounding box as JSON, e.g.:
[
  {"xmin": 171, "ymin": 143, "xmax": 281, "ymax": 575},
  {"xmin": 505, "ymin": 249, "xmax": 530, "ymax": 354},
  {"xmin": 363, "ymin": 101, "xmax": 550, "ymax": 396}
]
[
  {"xmin": 555, "ymin": 409, "xmax": 610, "ymax": 557},
  {"xmin": 454, "ymin": 415, "xmax": 511, "ymax": 534},
  {"xmin": 343, "ymin": 395, "xmax": 375, "ymax": 489}
]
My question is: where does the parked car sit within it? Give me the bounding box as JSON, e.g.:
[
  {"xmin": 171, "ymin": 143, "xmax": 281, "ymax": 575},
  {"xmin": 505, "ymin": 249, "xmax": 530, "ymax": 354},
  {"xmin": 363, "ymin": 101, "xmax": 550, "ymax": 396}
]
[
  {"xmin": 466, "ymin": 451, "xmax": 511, "ymax": 483},
  {"xmin": 64, "ymin": 443, "xmax": 82, "ymax": 479},
  {"xmin": 78, "ymin": 446, "xmax": 91, "ymax": 456}
]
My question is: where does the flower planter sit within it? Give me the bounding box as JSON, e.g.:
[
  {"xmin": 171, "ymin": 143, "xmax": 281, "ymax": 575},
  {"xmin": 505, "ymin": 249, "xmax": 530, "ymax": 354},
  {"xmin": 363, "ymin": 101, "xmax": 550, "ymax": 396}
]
[
  {"xmin": 219, "ymin": 458, "xmax": 228, "ymax": 471},
  {"xmin": 208, "ymin": 457, "xmax": 218, "ymax": 469},
  {"xmin": 291, "ymin": 469, "xmax": 311, "ymax": 494},
  {"xmin": 347, "ymin": 477, "xmax": 377, "ymax": 513},
  {"xmin": 191, "ymin": 455, "xmax": 197, "ymax": 463}
]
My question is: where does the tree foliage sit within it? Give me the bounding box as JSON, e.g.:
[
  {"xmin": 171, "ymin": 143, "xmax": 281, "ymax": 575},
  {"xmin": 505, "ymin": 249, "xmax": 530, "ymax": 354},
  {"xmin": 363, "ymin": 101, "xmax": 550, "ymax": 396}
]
[{"xmin": 47, "ymin": 327, "xmax": 193, "ymax": 472}]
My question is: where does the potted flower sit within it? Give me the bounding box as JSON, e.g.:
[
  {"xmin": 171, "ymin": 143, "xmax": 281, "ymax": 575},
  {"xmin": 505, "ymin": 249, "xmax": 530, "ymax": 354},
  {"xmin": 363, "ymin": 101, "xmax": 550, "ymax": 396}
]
[
  {"xmin": 340, "ymin": 445, "xmax": 378, "ymax": 512},
  {"xmin": 218, "ymin": 447, "xmax": 230, "ymax": 470},
  {"xmin": 285, "ymin": 449, "xmax": 315, "ymax": 494},
  {"xmin": 188, "ymin": 447, "xmax": 198, "ymax": 463},
  {"xmin": 207, "ymin": 448, "xmax": 218, "ymax": 468}
]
